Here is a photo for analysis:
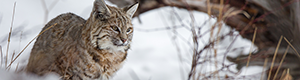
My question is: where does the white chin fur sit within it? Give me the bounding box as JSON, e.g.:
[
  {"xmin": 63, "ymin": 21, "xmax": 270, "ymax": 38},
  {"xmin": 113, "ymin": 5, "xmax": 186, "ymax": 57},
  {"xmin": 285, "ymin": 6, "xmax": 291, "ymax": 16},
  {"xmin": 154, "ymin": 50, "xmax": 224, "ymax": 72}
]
[
  {"xmin": 116, "ymin": 40, "xmax": 129, "ymax": 46},
  {"xmin": 98, "ymin": 41, "xmax": 127, "ymax": 53}
]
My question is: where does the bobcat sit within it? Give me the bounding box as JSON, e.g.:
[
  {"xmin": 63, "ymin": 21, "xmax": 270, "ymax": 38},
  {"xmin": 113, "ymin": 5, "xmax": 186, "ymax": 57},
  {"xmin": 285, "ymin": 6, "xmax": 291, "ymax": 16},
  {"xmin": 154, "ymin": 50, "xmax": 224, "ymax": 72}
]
[{"xmin": 26, "ymin": 0, "xmax": 138, "ymax": 80}]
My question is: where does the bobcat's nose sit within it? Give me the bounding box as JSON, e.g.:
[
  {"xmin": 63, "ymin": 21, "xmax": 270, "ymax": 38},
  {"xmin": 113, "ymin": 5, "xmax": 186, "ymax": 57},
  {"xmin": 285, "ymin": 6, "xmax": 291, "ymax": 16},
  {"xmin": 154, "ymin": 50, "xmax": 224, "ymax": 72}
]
[{"xmin": 121, "ymin": 39, "xmax": 127, "ymax": 43}]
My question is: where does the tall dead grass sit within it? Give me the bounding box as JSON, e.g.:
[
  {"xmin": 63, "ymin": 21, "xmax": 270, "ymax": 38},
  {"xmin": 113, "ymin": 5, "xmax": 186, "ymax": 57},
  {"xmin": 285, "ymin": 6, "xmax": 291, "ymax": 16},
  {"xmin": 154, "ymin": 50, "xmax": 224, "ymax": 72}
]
[{"xmin": 1, "ymin": 0, "xmax": 59, "ymax": 71}]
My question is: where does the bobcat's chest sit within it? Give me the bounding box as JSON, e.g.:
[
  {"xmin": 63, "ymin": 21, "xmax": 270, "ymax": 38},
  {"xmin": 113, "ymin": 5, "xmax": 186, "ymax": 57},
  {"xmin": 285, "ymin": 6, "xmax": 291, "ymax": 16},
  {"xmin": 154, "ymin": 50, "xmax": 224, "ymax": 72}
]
[{"xmin": 74, "ymin": 49, "xmax": 127, "ymax": 80}]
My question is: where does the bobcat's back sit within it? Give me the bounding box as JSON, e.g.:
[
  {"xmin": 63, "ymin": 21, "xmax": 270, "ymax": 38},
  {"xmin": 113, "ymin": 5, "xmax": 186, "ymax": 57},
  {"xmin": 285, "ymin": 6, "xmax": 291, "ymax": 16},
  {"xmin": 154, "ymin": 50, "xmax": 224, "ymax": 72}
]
[{"xmin": 26, "ymin": 13, "xmax": 86, "ymax": 77}]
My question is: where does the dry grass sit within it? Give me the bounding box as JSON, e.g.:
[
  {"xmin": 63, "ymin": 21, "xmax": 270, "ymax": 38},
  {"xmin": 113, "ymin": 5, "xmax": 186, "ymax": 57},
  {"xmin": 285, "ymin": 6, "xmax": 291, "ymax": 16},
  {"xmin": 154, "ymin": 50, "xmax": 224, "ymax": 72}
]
[
  {"xmin": 267, "ymin": 36, "xmax": 283, "ymax": 80},
  {"xmin": 261, "ymin": 58, "xmax": 268, "ymax": 80},
  {"xmin": 186, "ymin": 0, "xmax": 255, "ymax": 79},
  {"xmin": 244, "ymin": 27, "xmax": 257, "ymax": 74},
  {"xmin": 2, "ymin": 0, "xmax": 59, "ymax": 70},
  {"xmin": 273, "ymin": 46, "xmax": 289, "ymax": 79},
  {"xmin": 184, "ymin": 0, "xmax": 295, "ymax": 80},
  {"xmin": 5, "ymin": 2, "xmax": 16, "ymax": 69},
  {"xmin": 6, "ymin": 23, "xmax": 57, "ymax": 69}
]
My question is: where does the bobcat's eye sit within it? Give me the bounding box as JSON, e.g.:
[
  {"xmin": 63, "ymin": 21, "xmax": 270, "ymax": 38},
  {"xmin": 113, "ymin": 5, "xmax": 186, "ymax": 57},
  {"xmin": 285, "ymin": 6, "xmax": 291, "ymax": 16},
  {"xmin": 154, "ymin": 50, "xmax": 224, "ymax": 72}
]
[
  {"xmin": 111, "ymin": 26, "xmax": 119, "ymax": 32},
  {"xmin": 126, "ymin": 28, "xmax": 132, "ymax": 33}
]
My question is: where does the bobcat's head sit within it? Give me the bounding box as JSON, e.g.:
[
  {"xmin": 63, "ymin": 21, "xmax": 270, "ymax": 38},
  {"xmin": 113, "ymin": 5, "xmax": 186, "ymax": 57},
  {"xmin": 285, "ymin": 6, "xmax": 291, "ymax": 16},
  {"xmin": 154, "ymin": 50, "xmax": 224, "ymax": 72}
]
[{"xmin": 84, "ymin": 0, "xmax": 138, "ymax": 52}]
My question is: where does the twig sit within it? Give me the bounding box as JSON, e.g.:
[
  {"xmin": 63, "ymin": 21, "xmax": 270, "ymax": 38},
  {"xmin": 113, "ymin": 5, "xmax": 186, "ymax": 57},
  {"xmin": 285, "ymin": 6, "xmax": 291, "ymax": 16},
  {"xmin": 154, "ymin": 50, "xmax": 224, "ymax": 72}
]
[
  {"xmin": 186, "ymin": 0, "xmax": 199, "ymax": 79},
  {"xmin": 273, "ymin": 46, "xmax": 289, "ymax": 79},
  {"xmin": 222, "ymin": 34, "xmax": 239, "ymax": 64},
  {"xmin": 245, "ymin": 27, "xmax": 257, "ymax": 74},
  {"xmin": 260, "ymin": 58, "xmax": 268, "ymax": 80},
  {"xmin": 10, "ymin": 50, "xmax": 15, "ymax": 64},
  {"xmin": 169, "ymin": 8, "xmax": 186, "ymax": 80},
  {"xmin": 267, "ymin": 36, "xmax": 283, "ymax": 80},
  {"xmin": 214, "ymin": 0, "xmax": 224, "ymax": 76},
  {"xmin": 6, "ymin": 1, "xmax": 17, "ymax": 69},
  {"xmin": 206, "ymin": 0, "xmax": 211, "ymax": 16},
  {"xmin": 279, "ymin": 69, "xmax": 287, "ymax": 80},
  {"xmin": 283, "ymin": 37, "xmax": 300, "ymax": 58},
  {"xmin": 15, "ymin": 62, "xmax": 19, "ymax": 73}
]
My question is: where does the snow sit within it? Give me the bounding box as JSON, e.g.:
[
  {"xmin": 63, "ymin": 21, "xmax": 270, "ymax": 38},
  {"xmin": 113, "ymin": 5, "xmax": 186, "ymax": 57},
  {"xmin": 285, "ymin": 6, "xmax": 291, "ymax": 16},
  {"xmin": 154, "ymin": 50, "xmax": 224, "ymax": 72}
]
[
  {"xmin": 0, "ymin": 68, "xmax": 60, "ymax": 80},
  {"xmin": 0, "ymin": 0, "xmax": 263, "ymax": 80}
]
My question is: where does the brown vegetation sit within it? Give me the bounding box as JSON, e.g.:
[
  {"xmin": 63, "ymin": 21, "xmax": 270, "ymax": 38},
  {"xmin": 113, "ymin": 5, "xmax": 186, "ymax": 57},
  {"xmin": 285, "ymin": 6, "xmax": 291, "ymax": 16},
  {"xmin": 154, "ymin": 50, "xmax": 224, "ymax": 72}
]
[{"xmin": 109, "ymin": 0, "xmax": 300, "ymax": 79}]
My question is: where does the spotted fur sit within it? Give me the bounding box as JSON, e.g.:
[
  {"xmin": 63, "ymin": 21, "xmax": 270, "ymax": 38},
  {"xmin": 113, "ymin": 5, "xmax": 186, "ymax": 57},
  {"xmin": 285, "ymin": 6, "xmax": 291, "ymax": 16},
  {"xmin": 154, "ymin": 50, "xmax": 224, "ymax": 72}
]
[{"xmin": 26, "ymin": 0, "xmax": 138, "ymax": 80}]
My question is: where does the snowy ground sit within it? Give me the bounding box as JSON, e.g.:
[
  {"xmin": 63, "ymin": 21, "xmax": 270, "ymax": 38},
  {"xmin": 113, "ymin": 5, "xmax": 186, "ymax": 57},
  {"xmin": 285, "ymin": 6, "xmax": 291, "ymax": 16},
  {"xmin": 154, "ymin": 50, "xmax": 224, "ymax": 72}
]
[{"xmin": 0, "ymin": 0, "xmax": 264, "ymax": 80}]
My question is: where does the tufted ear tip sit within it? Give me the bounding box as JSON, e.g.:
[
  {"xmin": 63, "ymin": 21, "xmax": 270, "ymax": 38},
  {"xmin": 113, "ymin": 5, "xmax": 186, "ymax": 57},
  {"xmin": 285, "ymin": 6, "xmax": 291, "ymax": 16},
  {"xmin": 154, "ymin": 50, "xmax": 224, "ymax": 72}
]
[
  {"xmin": 93, "ymin": 0, "xmax": 111, "ymax": 20},
  {"xmin": 124, "ymin": 2, "xmax": 139, "ymax": 18}
]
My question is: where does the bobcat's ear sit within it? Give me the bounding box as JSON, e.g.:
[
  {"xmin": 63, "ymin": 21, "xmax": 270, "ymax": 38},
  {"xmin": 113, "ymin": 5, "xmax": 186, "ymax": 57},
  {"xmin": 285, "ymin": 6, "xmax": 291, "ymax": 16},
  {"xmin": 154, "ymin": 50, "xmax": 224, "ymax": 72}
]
[
  {"xmin": 93, "ymin": 0, "xmax": 111, "ymax": 20},
  {"xmin": 124, "ymin": 2, "xmax": 139, "ymax": 18}
]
